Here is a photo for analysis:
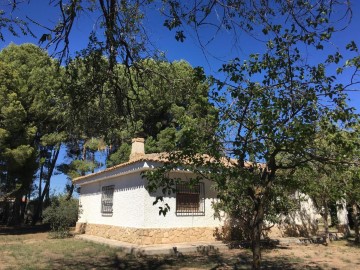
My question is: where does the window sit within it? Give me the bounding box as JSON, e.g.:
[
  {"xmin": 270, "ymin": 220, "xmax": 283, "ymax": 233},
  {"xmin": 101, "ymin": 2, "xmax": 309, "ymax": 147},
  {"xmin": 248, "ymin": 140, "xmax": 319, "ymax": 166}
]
[
  {"xmin": 101, "ymin": 185, "xmax": 114, "ymax": 214},
  {"xmin": 176, "ymin": 182, "xmax": 205, "ymax": 216}
]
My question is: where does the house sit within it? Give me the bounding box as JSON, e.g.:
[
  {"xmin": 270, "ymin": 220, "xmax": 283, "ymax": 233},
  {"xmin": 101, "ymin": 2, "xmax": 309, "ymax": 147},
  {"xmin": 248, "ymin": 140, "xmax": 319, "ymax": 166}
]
[
  {"xmin": 74, "ymin": 138, "xmax": 350, "ymax": 244},
  {"xmin": 73, "ymin": 138, "xmax": 223, "ymax": 245}
]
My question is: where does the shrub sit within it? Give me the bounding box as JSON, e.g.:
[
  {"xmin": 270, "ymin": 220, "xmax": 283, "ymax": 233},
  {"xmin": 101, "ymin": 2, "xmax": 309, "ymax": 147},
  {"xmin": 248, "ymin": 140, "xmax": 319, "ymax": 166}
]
[{"xmin": 43, "ymin": 195, "xmax": 80, "ymax": 238}]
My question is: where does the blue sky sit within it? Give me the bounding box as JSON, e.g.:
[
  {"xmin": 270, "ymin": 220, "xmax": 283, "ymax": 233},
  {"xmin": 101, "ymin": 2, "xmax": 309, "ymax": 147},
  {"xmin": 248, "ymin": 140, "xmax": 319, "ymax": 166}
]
[{"xmin": 1, "ymin": 1, "xmax": 360, "ymax": 194}]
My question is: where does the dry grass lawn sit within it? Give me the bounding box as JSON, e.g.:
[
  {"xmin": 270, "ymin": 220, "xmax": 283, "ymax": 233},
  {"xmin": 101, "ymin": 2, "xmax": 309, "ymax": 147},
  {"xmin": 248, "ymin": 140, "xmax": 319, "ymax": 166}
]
[{"xmin": 1, "ymin": 225, "xmax": 360, "ymax": 269}]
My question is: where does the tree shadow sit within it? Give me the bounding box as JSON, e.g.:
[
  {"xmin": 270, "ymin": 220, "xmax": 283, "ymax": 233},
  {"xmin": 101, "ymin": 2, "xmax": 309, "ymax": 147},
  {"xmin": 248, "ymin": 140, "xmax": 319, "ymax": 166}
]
[
  {"xmin": 49, "ymin": 248, "xmax": 328, "ymax": 270},
  {"xmin": 223, "ymin": 242, "xmax": 327, "ymax": 269},
  {"xmin": 50, "ymin": 255, "xmax": 177, "ymax": 270},
  {"xmin": 0, "ymin": 224, "xmax": 50, "ymax": 235},
  {"xmin": 230, "ymin": 253, "xmax": 325, "ymax": 270},
  {"xmin": 345, "ymin": 238, "xmax": 360, "ymax": 248},
  {"xmin": 49, "ymin": 252, "xmax": 229, "ymax": 270},
  {"xmin": 227, "ymin": 239, "xmax": 289, "ymax": 250}
]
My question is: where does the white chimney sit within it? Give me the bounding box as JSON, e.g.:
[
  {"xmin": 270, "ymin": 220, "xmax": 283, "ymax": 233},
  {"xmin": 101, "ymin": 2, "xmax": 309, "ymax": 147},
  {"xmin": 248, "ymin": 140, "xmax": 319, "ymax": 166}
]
[{"xmin": 129, "ymin": 138, "xmax": 145, "ymax": 160}]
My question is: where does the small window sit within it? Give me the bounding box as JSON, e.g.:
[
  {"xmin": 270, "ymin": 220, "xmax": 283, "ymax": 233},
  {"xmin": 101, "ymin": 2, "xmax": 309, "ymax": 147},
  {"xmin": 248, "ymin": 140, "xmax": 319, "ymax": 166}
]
[
  {"xmin": 101, "ymin": 185, "xmax": 114, "ymax": 215},
  {"xmin": 176, "ymin": 182, "xmax": 205, "ymax": 216}
]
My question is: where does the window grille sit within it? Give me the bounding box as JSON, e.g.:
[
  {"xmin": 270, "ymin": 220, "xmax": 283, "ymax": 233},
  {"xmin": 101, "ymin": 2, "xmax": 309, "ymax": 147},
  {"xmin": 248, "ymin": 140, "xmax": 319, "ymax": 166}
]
[
  {"xmin": 176, "ymin": 182, "xmax": 205, "ymax": 216},
  {"xmin": 101, "ymin": 185, "xmax": 114, "ymax": 214}
]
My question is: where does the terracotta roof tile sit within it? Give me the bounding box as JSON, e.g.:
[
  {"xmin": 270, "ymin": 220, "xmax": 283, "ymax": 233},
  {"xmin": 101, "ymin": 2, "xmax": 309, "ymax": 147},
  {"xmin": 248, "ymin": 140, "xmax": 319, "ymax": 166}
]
[
  {"xmin": 72, "ymin": 152, "xmax": 256, "ymax": 183},
  {"xmin": 73, "ymin": 153, "xmax": 168, "ymax": 182}
]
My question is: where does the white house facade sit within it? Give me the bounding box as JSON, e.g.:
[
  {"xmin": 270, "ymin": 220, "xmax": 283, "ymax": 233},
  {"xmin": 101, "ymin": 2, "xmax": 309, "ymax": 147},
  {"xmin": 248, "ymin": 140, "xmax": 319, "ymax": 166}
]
[
  {"xmin": 74, "ymin": 138, "xmax": 349, "ymax": 244},
  {"xmin": 74, "ymin": 138, "xmax": 223, "ymax": 245}
]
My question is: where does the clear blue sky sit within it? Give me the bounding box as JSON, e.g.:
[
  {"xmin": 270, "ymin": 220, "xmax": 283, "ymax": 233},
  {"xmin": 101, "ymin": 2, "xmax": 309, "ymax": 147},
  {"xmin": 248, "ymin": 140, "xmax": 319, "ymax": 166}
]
[{"xmin": 1, "ymin": 1, "xmax": 359, "ymax": 194}]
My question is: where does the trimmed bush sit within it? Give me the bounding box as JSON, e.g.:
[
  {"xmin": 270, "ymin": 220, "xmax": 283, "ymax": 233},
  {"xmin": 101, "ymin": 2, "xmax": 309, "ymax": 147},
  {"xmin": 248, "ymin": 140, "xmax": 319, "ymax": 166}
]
[{"xmin": 43, "ymin": 195, "xmax": 80, "ymax": 238}]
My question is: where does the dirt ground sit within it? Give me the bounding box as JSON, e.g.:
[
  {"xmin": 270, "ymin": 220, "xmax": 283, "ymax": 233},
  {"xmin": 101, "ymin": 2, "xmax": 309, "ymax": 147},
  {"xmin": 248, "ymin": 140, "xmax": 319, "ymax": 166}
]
[{"xmin": 1, "ymin": 225, "xmax": 360, "ymax": 269}]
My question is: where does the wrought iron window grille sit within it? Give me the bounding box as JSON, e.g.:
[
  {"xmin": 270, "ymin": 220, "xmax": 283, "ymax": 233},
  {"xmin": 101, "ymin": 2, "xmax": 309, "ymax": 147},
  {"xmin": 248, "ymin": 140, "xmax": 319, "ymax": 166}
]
[
  {"xmin": 176, "ymin": 182, "xmax": 205, "ymax": 216},
  {"xmin": 101, "ymin": 185, "xmax": 114, "ymax": 215}
]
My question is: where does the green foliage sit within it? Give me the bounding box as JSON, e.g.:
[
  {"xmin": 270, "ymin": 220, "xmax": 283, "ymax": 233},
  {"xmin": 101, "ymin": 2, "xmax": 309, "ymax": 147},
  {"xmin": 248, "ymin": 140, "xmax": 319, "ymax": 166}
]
[
  {"xmin": 63, "ymin": 57, "xmax": 218, "ymax": 167},
  {"xmin": 43, "ymin": 195, "xmax": 80, "ymax": 238},
  {"xmin": 0, "ymin": 44, "xmax": 63, "ymax": 196},
  {"xmin": 290, "ymin": 125, "xmax": 355, "ymax": 241},
  {"xmin": 107, "ymin": 143, "xmax": 131, "ymax": 167},
  {"xmin": 146, "ymin": 4, "xmax": 359, "ymax": 268},
  {"xmin": 122, "ymin": 60, "xmax": 217, "ymax": 155},
  {"xmin": 335, "ymin": 123, "xmax": 360, "ymax": 241},
  {"xmin": 0, "ymin": 43, "xmax": 66, "ymax": 225},
  {"xmin": 0, "ymin": 2, "xmax": 358, "ymax": 268},
  {"xmin": 58, "ymin": 160, "xmax": 98, "ymax": 180},
  {"xmin": 212, "ymin": 167, "xmax": 299, "ymax": 240},
  {"xmin": 63, "ymin": 52, "xmax": 118, "ymax": 140}
]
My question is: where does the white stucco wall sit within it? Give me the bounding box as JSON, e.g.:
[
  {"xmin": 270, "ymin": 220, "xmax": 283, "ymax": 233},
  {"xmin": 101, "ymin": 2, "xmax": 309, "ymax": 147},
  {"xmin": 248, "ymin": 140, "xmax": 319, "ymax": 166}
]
[
  {"xmin": 77, "ymin": 161, "xmax": 223, "ymax": 229},
  {"xmin": 288, "ymin": 193, "xmax": 349, "ymax": 227},
  {"xmin": 77, "ymin": 160, "xmax": 349, "ymax": 234},
  {"xmin": 337, "ymin": 199, "xmax": 349, "ymax": 225},
  {"xmin": 283, "ymin": 192, "xmax": 320, "ymax": 226},
  {"xmin": 143, "ymin": 172, "xmax": 223, "ymax": 228},
  {"xmin": 78, "ymin": 173, "xmax": 146, "ymax": 227}
]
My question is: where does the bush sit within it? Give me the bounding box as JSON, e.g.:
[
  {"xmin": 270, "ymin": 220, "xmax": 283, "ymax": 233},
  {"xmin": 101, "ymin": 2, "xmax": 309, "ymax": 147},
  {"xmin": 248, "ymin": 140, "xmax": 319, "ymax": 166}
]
[{"xmin": 43, "ymin": 195, "xmax": 80, "ymax": 238}]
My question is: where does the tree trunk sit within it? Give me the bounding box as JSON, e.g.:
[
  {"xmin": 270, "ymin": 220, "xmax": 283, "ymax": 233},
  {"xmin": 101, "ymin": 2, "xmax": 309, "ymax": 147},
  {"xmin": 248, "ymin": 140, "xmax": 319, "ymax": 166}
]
[
  {"xmin": 329, "ymin": 201, "xmax": 338, "ymax": 227},
  {"xmin": 323, "ymin": 199, "xmax": 330, "ymax": 245},
  {"xmin": 35, "ymin": 163, "xmax": 44, "ymax": 224},
  {"xmin": 251, "ymin": 198, "xmax": 264, "ymax": 270},
  {"xmin": 44, "ymin": 181, "xmax": 50, "ymax": 207},
  {"xmin": 66, "ymin": 184, "xmax": 74, "ymax": 201},
  {"xmin": 352, "ymin": 203, "xmax": 359, "ymax": 243},
  {"xmin": 251, "ymin": 222, "xmax": 262, "ymax": 270},
  {"xmin": 8, "ymin": 193, "xmax": 22, "ymax": 225},
  {"xmin": 91, "ymin": 152, "xmax": 95, "ymax": 173},
  {"xmin": 24, "ymin": 190, "xmax": 31, "ymax": 224},
  {"xmin": 20, "ymin": 194, "xmax": 26, "ymax": 223},
  {"xmin": 32, "ymin": 146, "xmax": 61, "ymax": 225},
  {"xmin": 1, "ymin": 200, "xmax": 9, "ymax": 224}
]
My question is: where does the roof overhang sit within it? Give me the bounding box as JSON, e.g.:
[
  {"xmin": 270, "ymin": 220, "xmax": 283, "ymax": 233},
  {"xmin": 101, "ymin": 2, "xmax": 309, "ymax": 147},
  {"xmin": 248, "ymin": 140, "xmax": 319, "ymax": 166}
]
[{"xmin": 74, "ymin": 160, "xmax": 161, "ymax": 186}]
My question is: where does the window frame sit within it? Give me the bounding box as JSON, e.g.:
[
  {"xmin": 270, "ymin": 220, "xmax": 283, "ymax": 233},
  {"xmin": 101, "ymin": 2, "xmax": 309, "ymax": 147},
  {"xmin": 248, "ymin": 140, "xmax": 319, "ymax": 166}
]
[
  {"xmin": 176, "ymin": 181, "xmax": 205, "ymax": 216},
  {"xmin": 101, "ymin": 185, "xmax": 114, "ymax": 215}
]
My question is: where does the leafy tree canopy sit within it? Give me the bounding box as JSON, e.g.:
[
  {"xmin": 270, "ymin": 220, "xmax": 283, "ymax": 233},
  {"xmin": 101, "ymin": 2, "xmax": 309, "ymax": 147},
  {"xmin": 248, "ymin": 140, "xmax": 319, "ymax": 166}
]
[
  {"xmin": 0, "ymin": 43, "xmax": 64, "ymax": 224},
  {"xmin": 145, "ymin": 4, "xmax": 359, "ymax": 268},
  {"xmin": 62, "ymin": 53, "xmax": 217, "ymax": 166}
]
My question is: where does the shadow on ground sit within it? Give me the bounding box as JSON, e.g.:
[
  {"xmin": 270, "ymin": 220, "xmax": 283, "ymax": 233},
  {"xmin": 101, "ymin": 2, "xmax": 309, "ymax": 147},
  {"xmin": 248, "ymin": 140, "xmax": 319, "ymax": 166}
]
[
  {"xmin": 231, "ymin": 253, "xmax": 325, "ymax": 270},
  {"xmin": 346, "ymin": 238, "xmax": 360, "ymax": 248},
  {"xmin": 49, "ymin": 251, "xmax": 326, "ymax": 270},
  {"xmin": 0, "ymin": 224, "xmax": 50, "ymax": 235},
  {"xmin": 0, "ymin": 226, "xmax": 332, "ymax": 269}
]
